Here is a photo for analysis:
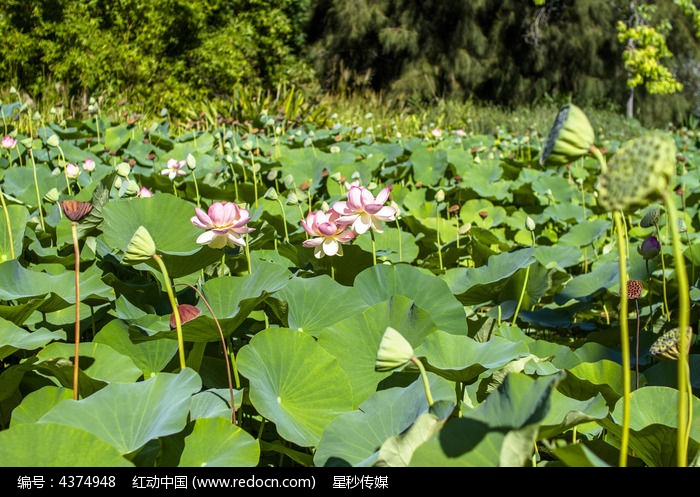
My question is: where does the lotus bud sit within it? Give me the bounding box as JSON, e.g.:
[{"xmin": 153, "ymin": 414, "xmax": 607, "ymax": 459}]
[
  {"xmin": 638, "ymin": 236, "xmax": 661, "ymax": 259},
  {"xmin": 435, "ymin": 189, "xmax": 445, "ymax": 203},
  {"xmin": 525, "ymin": 216, "xmax": 536, "ymax": 231},
  {"xmin": 539, "ymin": 103, "xmax": 595, "ymax": 166},
  {"xmin": 650, "ymin": 327, "xmax": 693, "ymax": 360},
  {"xmin": 595, "ymin": 133, "xmax": 676, "ymax": 213},
  {"xmin": 123, "ymin": 225, "xmax": 156, "ymax": 265},
  {"xmin": 375, "ymin": 326, "xmax": 414, "ymax": 372},
  {"xmin": 186, "ymin": 153, "xmax": 196, "ymax": 170},
  {"xmin": 44, "ymin": 187, "xmax": 60, "ymax": 203}
]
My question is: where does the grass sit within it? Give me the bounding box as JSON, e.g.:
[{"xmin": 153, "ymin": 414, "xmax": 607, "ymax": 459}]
[{"xmin": 1, "ymin": 84, "xmax": 654, "ymax": 141}]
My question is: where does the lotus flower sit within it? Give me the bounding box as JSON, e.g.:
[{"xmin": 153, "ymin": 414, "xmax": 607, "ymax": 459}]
[
  {"xmin": 301, "ymin": 209, "xmax": 356, "ymax": 258},
  {"xmin": 137, "ymin": 186, "xmax": 153, "ymax": 198},
  {"xmin": 2, "ymin": 136, "xmax": 17, "ymax": 149},
  {"xmin": 161, "ymin": 158, "xmax": 187, "ymax": 180},
  {"xmin": 191, "ymin": 201, "xmax": 255, "ymax": 249},
  {"xmin": 65, "ymin": 163, "xmax": 80, "ymax": 179},
  {"xmin": 332, "ymin": 185, "xmax": 397, "ymax": 234},
  {"xmin": 82, "ymin": 158, "xmax": 96, "ymax": 173}
]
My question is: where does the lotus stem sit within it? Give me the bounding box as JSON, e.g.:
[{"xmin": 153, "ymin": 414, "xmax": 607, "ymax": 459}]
[
  {"xmin": 613, "ymin": 210, "xmax": 631, "ymax": 467},
  {"xmin": 370, "ymin": 229, "xmax": 377, "ymax": 266},
  {"xmin": 662, "ymin": 191, "xmax": 690, "ymax": 467},
  {"xmin": 410, "ymin": 356, "xmax": 434, "ymax": 407},
  {"xmin": 152, "ymin": 254, "xmax": 186, "ymax": 370},
  {"xmin": 28, "ymin": 148, "xmax": 45, "ymax": 232},
  {"xmin": 71, "ymin": 221, "xmax": 81, "ymax": 400},
  {"xmin": 0, "ymin": 187, "xmax": 14, "ymax": 259}
]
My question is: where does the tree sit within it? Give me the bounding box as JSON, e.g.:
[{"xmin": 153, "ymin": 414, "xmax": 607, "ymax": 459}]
[{"xmin": 617, "ymin": 2, "xmax": 684, "ymax": 118}]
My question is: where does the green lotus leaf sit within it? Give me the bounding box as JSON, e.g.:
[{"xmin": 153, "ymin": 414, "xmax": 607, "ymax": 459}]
[
  {"xmin": 0, "ymin": 423, "xmax": 132, "ymax": 466},
  {"xmin": 557, "ymin": 360, "xmax": 626, "ymax": 408},
  {"xmin": 603, "ymin": 386, "xmax": 700, "ymax": 467},
  {"xmin": 2, "ymin": 166, "xmax": 65, "ymax": 208},
  {"xmin": 179, "ymin": 417, "xmax": 259, "ymax": 467},
  {"xmin": 101, "ymin": 193, "xmax": 203, "ymax": 256},
  {"xmin": 355, "ymin": 264, "xmax": 467, "ymax": 335},
  {"xmin": 410, "ymin": 146, "xmax": 448, "ymax": 186},
  {"xmin": 37, "ymin": 341, "xmax": 142, "ymax": 384},
  {"xmin": 319, "ymin": 296, "xmax": 438, "ymax": 406},
  {"xmin": 277, "ymin": 274, "xmax": 368, "ymax": 337},
  {"xmin": 314, "ymin": 373, "xmax": 454, "ymax": 467},
  {"xmin": 442, "ymin": 248, "xmax": 536, "ymax": 306},
  {"xmin": 237, "ymin": 327, "xmax": 353, "ymax": 447},
  {"xmin": 411, "ymin": 373, "xmax": 564, "ymax": 466},
  {"xmin": 375, "ymin": 412, "xmax": 445, "ymax": 467},
  {"xmin": 10, "ymin": 386, "xmax": 73, "ymax": 427},
  {"xmin": 39, "ymin": 369, "xmax": 201, "ymax": 454},
  {"xmin": 551, "ymin": 442, "xmax": 613, "ymax": 467},
  {"xmin": 558, "ymin": 219, "xmax": 610, "ymax": 247},
  {"xmin": 189, "ymin": 388, "xmax": 243, "ymax": 420},
  {"xmin": 538, "ymin": 390, "xmax": 608, "ymax": 440},
  {"xmin": 353, "ymin": 226, "xmax": 419, "ymax": 264},
  {"xmin": 554, "ymin": 261, "xmax": 620, "ymax": 305},
  {"xmin": 0, "ymin": 260, "xmax": 113, "ymax": 312},
  {"xmin": 93, "ymin": 319, "xmax": 177, "ymax": 377},
  {"xmin": 534, "ymin": 245, "xmax": 583, "ymax": 270},
  {"xmin": 0, "ymin": 317, "xmax": 65, "ymax": 360},
  {"xmin": 0, "ymin": 204, "xmax": 29, "ymax": 263},
  {"xmin": 415, "ymin": 331, "xmax": 529, "ymax": 382}
]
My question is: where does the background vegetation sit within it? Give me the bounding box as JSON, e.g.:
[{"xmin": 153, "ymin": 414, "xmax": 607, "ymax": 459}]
[{"xmin": 1, "ymin": 0, "xmax": 699, "ymax": 129}]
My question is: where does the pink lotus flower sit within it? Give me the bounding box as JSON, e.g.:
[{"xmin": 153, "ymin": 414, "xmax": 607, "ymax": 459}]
[
  {"xmin": 137, "ymin": 186, "xmax": 153, "ymax": 198},
  {"xmin": 65, "ymin": 163, "xmax": 80, "ymax": 179},
  {"xmin": 83, "ymin": 158, "xmax": 95, "ymax": 173},
  {"xmin": 161, "ymin": 158, "xmax": 187, "ymax": 180},
  {"xmin": 191, "ymin": 201, "xmax": 255, "ymax": 249},
  {"xmin": 1, "ymin": 136, "xmax": 16, "ymax": 149},
  {"xmin": 301, "ymin": 209, "xmax": 356, "ymax": 258},
  {"xmin": 332, "ymin": 185, "xmax": 397, "ymax": 234}
]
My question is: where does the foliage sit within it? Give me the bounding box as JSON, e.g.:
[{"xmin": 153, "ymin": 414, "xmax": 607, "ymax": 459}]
[
  {"xmin": 0, "ymin": 0, "xmax": 315, "ymax": 118},
  {"xmin": 0, "ymin": 95, "xmax": 698, "ymax": 467}
]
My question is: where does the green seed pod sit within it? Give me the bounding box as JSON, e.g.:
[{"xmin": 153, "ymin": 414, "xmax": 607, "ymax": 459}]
[
  {"xmin": 375, "ymin": 326, "xmax": 414, "ymax": 372},
  {"xmin": 539, "ymin": 103, "xmax": 595, "ymax": 166},
  {"xmin": 123, "ymin": 225, "xmax": 156, "ymax": 265},
  {"xmin": 640, "ymin": 206, "xmax": 660, "ymax": 228},
  {"xmin": 650, "ymin": 327, "xmax": 693, "ymax": 360},
  {"xmin": 595, "ymin": 132, "xmax": 676, "ymax": 213}
]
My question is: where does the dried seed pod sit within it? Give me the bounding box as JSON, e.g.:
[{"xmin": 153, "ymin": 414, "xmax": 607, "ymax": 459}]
[
  {"xmin": 170, "ymin": 304, "xmax": 201, "ymax": 329},
  {"xmin": 650, "ymin": 327, "xmax": 693, "ymax": 360},
  {"xmin": 596, "ymin": 133, "xmax": 676, "ymax": 213},
  {"xmin": 627, "ymin": 280, "xmax": 643, "ymax": 300}
]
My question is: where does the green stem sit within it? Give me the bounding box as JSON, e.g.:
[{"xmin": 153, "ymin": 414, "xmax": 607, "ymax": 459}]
[
  {"xmin": 244, "ymin": 234, "xmax": 252, "ymax": 275},
  {"xmin": 395, "ymin": 218, "xmax": 403, "ymax": 262},
  {"xmin": 276, "ymin": 198, "xmax": 289, "ymax": 243},
  {"xmin": 71, "ymin": 221, "xmax": 81, "ymax": 400},
  {"xmin": 663, "ymin": 192, "xmax": 690, "ymax": 467},
  {"xmin": 613, "ymin": 210, "xmax": 631, "ymax": 468},
  {"xmin": 512, "ymin": 265, "xmax": 530, "ymax": 326},
  {"xmin": 370, "ymin": 229, "xmax": 377, "ymax": 266},
  {"xmin": 192, "ymin": 171, "xmax": 201, "ymax": 208},
  {"xmin": 410, "ymin": 356, "xmax": 434, "ymax": 407},
  {"xmin": 153, "ymin": 254, "xmax": 186, "ymax": 370},
  {"xmin": 0, "ymin": 186, "xmax": 15, "ymax": 259}
]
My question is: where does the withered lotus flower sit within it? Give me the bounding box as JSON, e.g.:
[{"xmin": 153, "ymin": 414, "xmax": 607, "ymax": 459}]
[
  {"xmin": 60, "ymin": 200, "xmax": 93, "ymax": 222},
  {"xmin": 170, "ymin": 304, "xmax": 201, "ymax": 329}
]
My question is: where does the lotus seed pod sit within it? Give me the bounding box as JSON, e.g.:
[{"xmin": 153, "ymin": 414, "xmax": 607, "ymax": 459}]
[
  {"xmin": 595, "ymin": 132, "xmax": 676, "ymax": 213},
  {"xmin": 375, "ymin": 326, "xmax": 415, "ymax": 372},
  {"xmin": 650, "ymin": 327, "xmax": 693, "ymax": 360},
  {"xmin": 123, "ymin": 225, "xmax": 156, "ymax": 265},
  {"xmin": 539, "ymin": 103, "xmax": 595, "ymax": 166},
  {"xmin": 115, "ymin": 162, "xmax": 131, "ymax": 178},
  {"xmin": 46, "ymin": 134, "xmax": 60, "ymax": 147},
  {"xmin": 640, "ymin": 206, "xmax": 660, "ymax": 228},
  {"xmin": 44, "ymin": 187, "xmax": 60, "ymax": 203}
]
